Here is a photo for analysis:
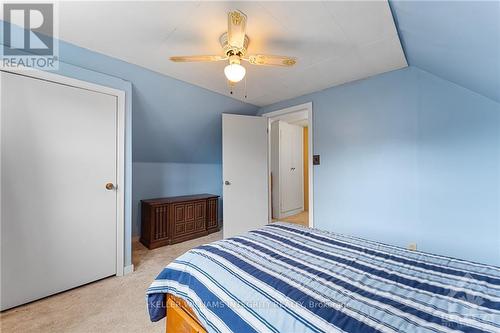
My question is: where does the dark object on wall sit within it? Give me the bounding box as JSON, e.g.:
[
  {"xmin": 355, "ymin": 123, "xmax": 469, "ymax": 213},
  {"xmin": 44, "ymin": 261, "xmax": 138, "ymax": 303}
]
[
  {"xmin": 313, "ymin": 155, "xmax": 320, "ymax": 165},
  {"xmin": 140, "ymin": 194, "xmax": 219, "ymax": 249}
]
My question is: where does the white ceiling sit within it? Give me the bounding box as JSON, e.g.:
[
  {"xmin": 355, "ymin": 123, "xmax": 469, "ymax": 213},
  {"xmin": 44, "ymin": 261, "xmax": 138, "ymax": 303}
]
[{"xmin": 58, "ymin": 1, "xmax": 407, "ymax": 106}]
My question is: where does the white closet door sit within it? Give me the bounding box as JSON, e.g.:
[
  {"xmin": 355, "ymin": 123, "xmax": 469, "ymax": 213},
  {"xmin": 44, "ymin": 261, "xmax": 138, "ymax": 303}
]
[
  {"xmin": 1, "ymin": 72, "xmax": 118, "ymax": 310},
  {"xmin": 290, "ymin": 125, "xmax": 303, "ymax": 211},
  {"xmin": 280, "ymin": 122, "xmax": 303, "ymax": 214},
  {"xmin": 279, "ymin": 122, "xmax": 292, "ymax": 212}
]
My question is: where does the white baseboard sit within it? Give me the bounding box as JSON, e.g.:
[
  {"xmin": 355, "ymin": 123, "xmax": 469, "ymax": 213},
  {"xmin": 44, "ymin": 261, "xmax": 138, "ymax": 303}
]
[
  {"xmin": 279, "ymin": 208, "xmax": 304, "ymax": 219},
  {"xmin": 124, "ymin": 264, "xmax": 134, "ymax": 275}
]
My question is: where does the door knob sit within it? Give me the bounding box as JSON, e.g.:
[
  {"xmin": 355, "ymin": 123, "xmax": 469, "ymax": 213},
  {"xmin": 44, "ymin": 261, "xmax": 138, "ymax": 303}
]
[
  {"xmin": 105, "ymin": 182, "xmax": 115, "ymax": 190},
  {"xmin": 224, "ymin": 181, "xmax": 231, "ymax": 186}
]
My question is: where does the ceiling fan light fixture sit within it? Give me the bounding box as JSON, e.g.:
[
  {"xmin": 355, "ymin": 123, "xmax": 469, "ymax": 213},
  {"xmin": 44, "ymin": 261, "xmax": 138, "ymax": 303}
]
[
  {"xmin": 224, "ymin": 63, "xmax": 246, "ymax": 83},
  {"xmin": 170, "ymin": 10, "xmax": 296, "ymax": 89}
]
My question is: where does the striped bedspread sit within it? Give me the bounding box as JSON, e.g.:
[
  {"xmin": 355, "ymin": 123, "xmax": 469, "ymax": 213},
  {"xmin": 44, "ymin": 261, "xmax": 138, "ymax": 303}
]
[{"xmin": 146, "ymin": 222, "xmax": 500, "ymax": 333}]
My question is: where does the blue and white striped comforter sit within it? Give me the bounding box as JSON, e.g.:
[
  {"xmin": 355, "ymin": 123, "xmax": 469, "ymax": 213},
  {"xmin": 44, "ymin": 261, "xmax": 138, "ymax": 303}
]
[{"xmin": 147, "ymin": 222, "xmax": 500, "ymax": 333}]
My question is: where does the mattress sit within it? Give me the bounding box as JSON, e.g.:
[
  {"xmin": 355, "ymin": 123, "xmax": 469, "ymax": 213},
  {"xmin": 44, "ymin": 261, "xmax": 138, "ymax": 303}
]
[{"xmin": 147, "ymin": 222, "xmax": 500, "ymax": 333}]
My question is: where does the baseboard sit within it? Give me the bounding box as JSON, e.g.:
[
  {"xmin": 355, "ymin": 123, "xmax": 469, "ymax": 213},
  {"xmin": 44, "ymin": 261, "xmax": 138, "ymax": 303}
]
[
  {"xmin": 279, "ymin": 208, "xmax": 304, "ymax": 219},
  {"xmin": 124, "ymin": 264, "xmax": 134, "ymax": 275}
]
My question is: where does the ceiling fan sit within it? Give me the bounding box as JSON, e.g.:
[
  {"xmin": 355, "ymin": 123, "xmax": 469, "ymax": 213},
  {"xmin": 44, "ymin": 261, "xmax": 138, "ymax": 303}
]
[{"xmin": 170, "ymin": 10, "xmax": 297, "ymax": 84}]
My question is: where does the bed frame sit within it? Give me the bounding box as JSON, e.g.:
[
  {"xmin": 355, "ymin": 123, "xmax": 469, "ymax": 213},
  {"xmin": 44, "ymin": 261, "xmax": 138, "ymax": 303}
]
[{"xmin": 166, "ymin": 294, "xmax": 208, "ymax": 333}]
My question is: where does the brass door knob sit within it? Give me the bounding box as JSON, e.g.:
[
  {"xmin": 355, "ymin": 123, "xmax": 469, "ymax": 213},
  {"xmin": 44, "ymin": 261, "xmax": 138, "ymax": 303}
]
[{"xmin": 105, "ymin": 183, "xmax": 115, "ymax": 190}]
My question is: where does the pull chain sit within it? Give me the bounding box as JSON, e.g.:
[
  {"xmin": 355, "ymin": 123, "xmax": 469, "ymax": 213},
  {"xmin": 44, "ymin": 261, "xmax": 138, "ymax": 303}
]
[
  {"xmin": 244, "ymin": 75, "xmax": 247, "ymax": 99},
  {"xmin": 226, "ymin": 79, "xmax": 247, "ymax": 99}
]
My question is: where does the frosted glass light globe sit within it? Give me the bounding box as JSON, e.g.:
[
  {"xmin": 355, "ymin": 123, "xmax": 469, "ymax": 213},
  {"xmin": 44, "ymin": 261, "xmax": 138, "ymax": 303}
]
[{"xmin": 224, "ymin": 63, "xmax": 246, "ymax": 83}]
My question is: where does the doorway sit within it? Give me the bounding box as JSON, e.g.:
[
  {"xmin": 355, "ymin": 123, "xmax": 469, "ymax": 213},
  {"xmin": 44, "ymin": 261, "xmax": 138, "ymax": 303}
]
[{"xmin": 262, "ymin": 102, "xmax": 313, "ymax": 228}]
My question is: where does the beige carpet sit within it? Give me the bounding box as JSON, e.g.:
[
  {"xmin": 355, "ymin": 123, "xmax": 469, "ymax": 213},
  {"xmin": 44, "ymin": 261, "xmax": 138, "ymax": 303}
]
[
  {"xmin": 277, "ymin": 211, "xmax": 309, "ymax": 227},
  {"xmin": 0, "ymin": 231, "xmax": 222, "ymax": 333}
]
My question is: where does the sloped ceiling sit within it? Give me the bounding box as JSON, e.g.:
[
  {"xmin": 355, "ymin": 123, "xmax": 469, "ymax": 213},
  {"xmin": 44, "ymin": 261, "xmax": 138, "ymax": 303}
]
[
  {"xmin": 57, "ymin": 1, "xmax": 407, "ymax": 107},
  {"xmin": 390, "ymin": 0, "xmax": 500, "ymax": 103}
]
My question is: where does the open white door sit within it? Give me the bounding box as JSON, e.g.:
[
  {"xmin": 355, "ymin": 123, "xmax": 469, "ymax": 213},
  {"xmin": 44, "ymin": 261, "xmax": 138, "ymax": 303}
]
[{"xmin": 222, "ymin": 114, "xmax": 269, "ymax": 238}]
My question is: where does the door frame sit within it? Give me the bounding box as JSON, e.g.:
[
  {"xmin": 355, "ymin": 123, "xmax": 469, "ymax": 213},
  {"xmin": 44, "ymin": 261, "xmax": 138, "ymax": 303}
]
[
  {"xmin": 1, "ymin": 69, "xmax": 126, "ymax": 276},
  {"xmin": 262, "ymin": 102, "xmax": 314, "ymax": 228}
]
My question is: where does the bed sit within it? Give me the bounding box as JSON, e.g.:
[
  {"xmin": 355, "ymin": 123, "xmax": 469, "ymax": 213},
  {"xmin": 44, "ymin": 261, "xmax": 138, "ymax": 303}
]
[{"xmin": 147, "ymin": 222, "xmax": 500, "ymax": 333}]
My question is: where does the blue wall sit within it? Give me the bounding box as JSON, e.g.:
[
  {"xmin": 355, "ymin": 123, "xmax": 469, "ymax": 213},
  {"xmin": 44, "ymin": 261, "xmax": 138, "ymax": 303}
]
[
  {"xmin": 133, "ymin": 162, "xmax": 223, "ymax": 236},
  {"xmin": 260, "ymin": 67, "xmax": 500, "ymax": 266},
  {"xmin": 389, "ymin": 0, "xmax": 500, "ymax": 103}
]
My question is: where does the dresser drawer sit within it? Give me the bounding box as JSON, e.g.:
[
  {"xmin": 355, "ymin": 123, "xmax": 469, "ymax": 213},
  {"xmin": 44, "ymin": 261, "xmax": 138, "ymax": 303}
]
[
  {"xmin": 174, "ymin": 218, "xmax": 205, "ymax": 235},
  {"xmin": 173, "ymin": 201, "xmax": 206, "ymax": 223},
  {"xmin": 172, "ymin": 201, "xmax": 206, "ymax": 238}
]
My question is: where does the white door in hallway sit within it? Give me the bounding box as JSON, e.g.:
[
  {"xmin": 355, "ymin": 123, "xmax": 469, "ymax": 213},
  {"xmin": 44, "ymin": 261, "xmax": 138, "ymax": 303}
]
[
  {"xmin": 222, "ymin": 114, "xmax": 269, "ymax": 238},
  {"xmin": 280, "ymin": 121, "xmax": 304, "ymax": 214},
  {"xmin": 1, "ymin": 71, "xmax": 118, "ymax": 310}
]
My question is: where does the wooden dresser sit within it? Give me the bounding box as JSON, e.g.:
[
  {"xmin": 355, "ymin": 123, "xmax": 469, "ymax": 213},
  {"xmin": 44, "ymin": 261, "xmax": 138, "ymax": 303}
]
[{"xmin": 140, "ymin": 194, "xmax": 219, "ymax": 249}]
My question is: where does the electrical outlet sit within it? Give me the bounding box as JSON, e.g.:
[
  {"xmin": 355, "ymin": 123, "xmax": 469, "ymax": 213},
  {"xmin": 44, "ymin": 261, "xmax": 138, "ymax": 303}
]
[{"xmin": 408, "ymin": 243, "xmax": 417, "ymax": 251}]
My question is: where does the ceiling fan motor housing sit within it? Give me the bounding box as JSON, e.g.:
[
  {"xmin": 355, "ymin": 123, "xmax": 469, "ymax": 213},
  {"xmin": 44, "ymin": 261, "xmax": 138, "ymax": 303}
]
[
  {"xmin": 220, "ymin": 32, "xmax": 250, "ymax": 57},
  {"xmin": 228, "ymin": 55, "xmax": 241, "ymax": 65}
]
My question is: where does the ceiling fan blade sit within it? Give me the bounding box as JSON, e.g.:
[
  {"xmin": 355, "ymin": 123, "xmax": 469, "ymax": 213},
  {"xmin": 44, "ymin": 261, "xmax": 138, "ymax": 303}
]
[
  {"xmin": 245, "ymin": 55, "xmax": 297, "ymax": 67},
  {"xmin": 227, "ymin": 10, "xmax": 247, "ymax": 49},
  {"xmin": 170, "ymin": 55, "xmax": 227, "ymax": 62}
]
